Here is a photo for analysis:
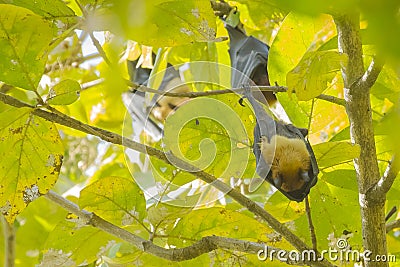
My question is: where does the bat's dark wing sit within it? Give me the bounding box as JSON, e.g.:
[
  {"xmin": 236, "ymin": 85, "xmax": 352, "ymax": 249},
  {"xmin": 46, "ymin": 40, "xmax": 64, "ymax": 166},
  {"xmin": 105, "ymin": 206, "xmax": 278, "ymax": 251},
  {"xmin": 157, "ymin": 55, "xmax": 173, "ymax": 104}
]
[{"xmin": 226, "ymin": 25, "xmax": 270, "ymax": 88}]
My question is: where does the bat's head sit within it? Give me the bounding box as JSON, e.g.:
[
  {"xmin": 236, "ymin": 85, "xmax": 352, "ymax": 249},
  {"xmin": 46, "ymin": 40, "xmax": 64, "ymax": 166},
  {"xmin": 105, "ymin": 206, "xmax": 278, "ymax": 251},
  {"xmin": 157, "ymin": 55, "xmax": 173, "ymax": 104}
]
[
  {"xmin": 260, "ymin": 135, "xmax": 311, "ymax": 192},
  {"xmin": 152, "ymin": 81, "xmax": 190, "ymax": 121}
]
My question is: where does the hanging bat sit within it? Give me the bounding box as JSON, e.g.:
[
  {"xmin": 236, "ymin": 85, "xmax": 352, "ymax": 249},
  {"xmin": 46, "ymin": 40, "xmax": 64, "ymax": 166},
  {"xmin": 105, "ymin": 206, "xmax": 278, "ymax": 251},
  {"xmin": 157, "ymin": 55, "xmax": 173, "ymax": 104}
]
[
  {"xmin": 242, "ymin": 87, "xmax": 318, "ymax": 201},
  {"xmin": 226, "ymin": 24, "xmax": 318, "ymax": 201}
]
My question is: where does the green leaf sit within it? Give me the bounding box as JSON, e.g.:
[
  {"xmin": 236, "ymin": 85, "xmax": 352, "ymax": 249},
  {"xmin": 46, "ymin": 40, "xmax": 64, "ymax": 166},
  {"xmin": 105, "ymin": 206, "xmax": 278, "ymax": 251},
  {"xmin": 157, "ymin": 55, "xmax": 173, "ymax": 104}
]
[
  {"xmin": 41, "ymin": 220, "xmax": 113, "ymax": 266},
  {"xmin": 0, "ymin": 0, "xmax": 77, "ymax": 25},
  {"xmin": 274, "ymin": 93, "xmax": 312, "ymax": 128},
  {"xmin": 265, "ymin": 192, "xmax": 305, "ymax": 222},
  {"xmin": 163, "ymin": 95, "xmax": 254, "ymax": 180},
  {"xmin": 313, "ymin": 141, "xmax": 360, "ymax": 169},
  {"xmin": 47, "ymin": 79, "xmax": 81, "ymax": 105},
  {"xmin": 320, "ymin": 169, "xmax": 358, "ymax": 191},
  {"xmin": 240, "ymin": 0, "xmax": 286, "ymax": 30},
  {"xmin": 287, "ymin": 50, "xmax": 347, "ymax": 101},
  {"xmin": 147, "ymin": 203, "xmax": 193, "ymax": 234},
  {"xmin": 329, "ymin": 126, "xmax": 350, "ymax": 142},
  {"xmin": 0, "ymin": 4, "xmax": 54, "ymax": 90},
  {"xmin": 268, "ymin": 12, "xmax": 335, "ymax": 87},
  {"xmin": 370, "ymin": 65, "xmax": 400, "ymax": 103},
  {"xmin": 267, "ymin": 12, "xmax": 336, "ymax": 126},
  {"xmin": 0, "ymin": 107, "xmax": 63, "ymax": 223},
  {"xmin": 79, "ymin": 176, "xmax": 147, "ymax": 226},
  {"xmin": 13, "ymin": 197, "xmax": 68, "ymax": 266},
  {"xmin": 168, "ymin": 208, "xmax": 284, "ymax": 247},
  {"xmin": 98, "ymin": 0, "xmax": 217, "ymax": 47},
  {"xmin": 293, "ymin": 180, "xmax": 362, "ymax": 250}
]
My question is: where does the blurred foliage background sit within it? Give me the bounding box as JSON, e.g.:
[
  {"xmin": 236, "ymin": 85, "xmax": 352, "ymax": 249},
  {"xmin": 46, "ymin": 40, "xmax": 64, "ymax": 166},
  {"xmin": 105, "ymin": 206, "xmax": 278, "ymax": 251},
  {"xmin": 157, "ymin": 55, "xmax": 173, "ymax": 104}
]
[{"xmin": 0, "ymin": 0, "xmax": 399, "ymax": 266}]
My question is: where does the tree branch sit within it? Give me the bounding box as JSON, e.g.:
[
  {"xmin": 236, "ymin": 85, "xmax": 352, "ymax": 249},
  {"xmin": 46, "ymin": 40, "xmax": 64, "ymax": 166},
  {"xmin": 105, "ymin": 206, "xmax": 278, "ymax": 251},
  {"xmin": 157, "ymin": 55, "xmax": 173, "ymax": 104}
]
[
  {"xmin": 356, "ymin": 56, "xmax": 385, "ymax": 90},
  {"xmin": 45, "ymin": 191, "xmax": 308, "ymax": 265},
  {"xmin": 0, "ymin": 92, "xmax": 334, "ymax": 267},
  {"xmin": 371, "ymin": 155, "xmax": 400, "ymax": 198},
  {"xmin": 386, "ymin": 219, "xmax": 400, "ymax": 233},
  {"xmin": 334, "ymin": 13, "xmax": 386, "ymax": 266}
]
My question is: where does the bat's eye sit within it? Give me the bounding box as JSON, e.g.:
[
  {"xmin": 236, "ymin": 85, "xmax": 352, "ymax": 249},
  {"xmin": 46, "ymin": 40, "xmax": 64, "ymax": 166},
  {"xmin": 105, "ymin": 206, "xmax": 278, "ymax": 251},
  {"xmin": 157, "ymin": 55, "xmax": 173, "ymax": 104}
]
[
  {"xmin": 168, "ymin": 103, "xmax": 177, "ymax": 109},
  {"xmin": 300, "ymin": 170, "xmax": 310, "ymax": 182},
  {"xmin": 274, "ymin": 174, "xmax": 283, "ymax": 188}
]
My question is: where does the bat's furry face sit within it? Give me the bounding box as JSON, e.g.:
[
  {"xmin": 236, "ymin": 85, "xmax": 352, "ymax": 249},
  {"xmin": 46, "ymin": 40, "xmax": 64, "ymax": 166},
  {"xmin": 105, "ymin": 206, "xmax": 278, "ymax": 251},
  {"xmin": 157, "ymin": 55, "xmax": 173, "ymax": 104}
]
[
  {"xmin": 152, "ymin": 79, "xmax": 190, "ymax": 121},
  {"xmin": 260, "ymin": 135, "xmax": 310, "ymax": 192}
]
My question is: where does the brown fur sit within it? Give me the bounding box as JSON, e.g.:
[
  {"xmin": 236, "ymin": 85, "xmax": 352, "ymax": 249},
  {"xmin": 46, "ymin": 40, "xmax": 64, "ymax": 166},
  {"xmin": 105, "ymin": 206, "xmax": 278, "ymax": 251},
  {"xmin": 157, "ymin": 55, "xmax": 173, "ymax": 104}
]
[
  {"xmin": 152, "ymin": 77, "xmax": 190, "ymax": 121},
  {"xmin": 260, "ymin": 135, "xmax": 310, "ymax": 192}
]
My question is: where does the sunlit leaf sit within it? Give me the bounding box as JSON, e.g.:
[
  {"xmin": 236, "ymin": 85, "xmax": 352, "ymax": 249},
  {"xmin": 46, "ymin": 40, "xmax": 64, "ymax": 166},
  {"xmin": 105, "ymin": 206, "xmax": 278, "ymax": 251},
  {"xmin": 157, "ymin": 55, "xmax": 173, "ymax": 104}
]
[
  {"xmin": 13, "ymin": 197, "xmax": 67, "ymax": 266},
  {"xmin": 47, "ymin": 79, "xmax": 80, "ymax": 105},
  {"xmin": 147, "ymin": 203, "xmax": 193, "ymax": 235},
  {"xmin": 0, "ymin": 107, "xmax": 63, "ymax": 223},
  {"xmin": 370, "ymin": 65, "xmax": 400, "ymax": 103},
  {"xmin": 88, "ymin": 0, "xmax": 217, "ymax": 47},
  {"xmin": 268, "ymin": 12, "xmax": 336, "ymax": 87},
  {"xmin": 264, "ymin": 0, "xmax": 359, "ymax": 15},
  {"xmin": 313, "ymin": 141, "xmax": 360, "ymax": 169},
  {"xmin": 41, "ymin": 220, "xmax": 113, "ymax": 266},
  {"xmin": 168, "ymin": 208, "xmax": 288, "ymax": 248},
  {"xmin": 265, "ymin": 192, "xmax": 305, "ymax": 222},
  {"xmin": 0, "ymin": 4, "xmax": 54, "ymax": 90},
  {"xmin": 287, "ymin": 50, "xmax": 347, "ymax": 101},
  {"xmin": 1, "ymin": 0, "xmax": 77, "ymax": 25},
  {"xmin": 329, "ymin": 126, "xmax": 350, "ymax": 142},
  {"xmin": 267, "ymin": 12, "xmax": 336, "ymax": 126},
  {"xmin": 163, "ymin": 95, "xmax": 254, "ymax": 180},
  {"xmin": 376, "ymin": 105, "xmax": 400, "ymax": 155},
  {"xmin": 240, "ymin": 0, "xmax": 286, "ymax": 31},
  {"xmin": 79, "ymin": 176, "xmax": 147, "ymax": 226},
  {"xmin": 293, "ymin": 180, "xmax": 362, "ymax": 250},
  {"xmin": 320, "ymin": 169, "xmax": 358, "ymax": 191}
]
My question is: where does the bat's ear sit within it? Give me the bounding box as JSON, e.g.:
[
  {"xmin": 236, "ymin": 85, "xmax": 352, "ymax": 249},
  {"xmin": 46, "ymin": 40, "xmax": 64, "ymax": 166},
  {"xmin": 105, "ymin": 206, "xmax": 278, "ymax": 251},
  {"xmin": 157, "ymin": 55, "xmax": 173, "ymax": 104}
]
[{"xmin": 298, "ymin": 128, "xmax": 308, "ymax": 137}]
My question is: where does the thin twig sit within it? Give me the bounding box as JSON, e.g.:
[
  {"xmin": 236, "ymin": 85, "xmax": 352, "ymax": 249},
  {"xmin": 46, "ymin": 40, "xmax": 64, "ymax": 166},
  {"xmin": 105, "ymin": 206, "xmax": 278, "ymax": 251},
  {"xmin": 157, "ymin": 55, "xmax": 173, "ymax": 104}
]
[
  {"xmin": 81, "ymin": 76, "xmax": 345, "ymax": 106},
  {"xmin": 1, "ymin": 216, "xmax": 15, "ymax": 267},
  {"xmin": 371, "ymin": 155, "xmax": 400, "ymax": 198},
  {"xmin": 89, "ymin": 31, "xmax": 112, "ymax": 66},
  {"xmin": 386, "ymin": 219, "xmax": 400, "ymax": 233},
  {"xmin": 124, "ymin": 78, "xmax": 345, "ymax": 106},
  {"xmin": 385, "ymin": 206, "xmax": 397, "ymax": 222},
  {"xmin": 357, "ymin": 57, "xmax": 385, "ymax": 90},
  {"xmin": 305, "ymin": 196, "xmax": 317, "ymax": 251},
  {"xmin": 81, "ymin": 78, "xmax": 105, "ymax": 91}
]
